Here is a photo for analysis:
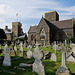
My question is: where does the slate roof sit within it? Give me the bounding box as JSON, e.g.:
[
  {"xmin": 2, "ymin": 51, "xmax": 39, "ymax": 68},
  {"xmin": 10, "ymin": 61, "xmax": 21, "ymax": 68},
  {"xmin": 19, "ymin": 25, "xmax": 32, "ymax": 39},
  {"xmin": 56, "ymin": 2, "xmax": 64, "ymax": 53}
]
[
  {"xmin": 4, "ymin": 29, "xmax": 12, "ymax": 34},
  {"xmin": 51, "ymin": 19, "xmax": 72, "ymax": 29},
  {"xmin": 28, "ymin": 18, "xmax": 73, "ymax": 33},
  {"xmin": 28, "ymin": 26, "xmax": 37, "ymax": 33}
]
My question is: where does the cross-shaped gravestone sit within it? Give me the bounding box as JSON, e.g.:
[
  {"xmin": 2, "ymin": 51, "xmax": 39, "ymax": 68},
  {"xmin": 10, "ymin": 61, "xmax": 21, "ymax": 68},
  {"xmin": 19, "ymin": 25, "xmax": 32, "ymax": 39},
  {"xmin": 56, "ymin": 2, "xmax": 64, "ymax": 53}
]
[
  {"xmin": 56, "ymin": 44, "xmax": 71, "ymax": 75},
  {"xmin": 33, "ymin": 42, "xmax": 45, "ymax": 75},
  {"xmin": 28, "ymin": 45, "xmax": 32, "ymax": 50},
  {"xmin": 35, "ymin": 42, "xmax": 39, "ymax": 49},
  {"xmin": 60, "ymin": 44, "xmax": 67, "ymax": 67},
  {"xmin": 53, "ymin": 41, "xmax": 58, "ymax": 54},
  {"xmin": 3, "ymin": 46, "xmax": 11, "ymax": 66},
  {"xmin": 65, "ymin": 39, "xmax": 67, "ymax": 50}
]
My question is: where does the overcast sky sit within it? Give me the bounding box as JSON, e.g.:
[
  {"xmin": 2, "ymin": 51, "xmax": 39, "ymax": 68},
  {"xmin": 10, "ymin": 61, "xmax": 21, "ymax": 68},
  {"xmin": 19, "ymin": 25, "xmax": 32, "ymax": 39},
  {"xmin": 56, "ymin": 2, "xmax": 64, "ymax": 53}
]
[{"xmin": 0, "ymin": 0, "xmax": 75, "ymax": 33}]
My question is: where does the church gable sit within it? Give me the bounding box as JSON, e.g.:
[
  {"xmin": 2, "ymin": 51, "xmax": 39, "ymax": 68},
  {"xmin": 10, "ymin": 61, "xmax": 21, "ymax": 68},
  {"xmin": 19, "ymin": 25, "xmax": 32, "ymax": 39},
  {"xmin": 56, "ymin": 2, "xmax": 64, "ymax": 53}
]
[{"xmin": 36, "ymin": 17, "xmax": 50, "ymax": 34}]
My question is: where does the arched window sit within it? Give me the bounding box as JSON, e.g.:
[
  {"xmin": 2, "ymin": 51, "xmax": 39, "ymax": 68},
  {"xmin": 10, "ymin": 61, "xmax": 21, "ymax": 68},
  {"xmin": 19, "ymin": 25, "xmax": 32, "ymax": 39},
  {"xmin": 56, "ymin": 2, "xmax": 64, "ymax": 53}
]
[
  {"xmin": 40, "ymin": 28, "xmax": 45, "ymax": 40},
  {"xmin": 31, "ymin": 34, "xmax": 34, "ymax": 41}
]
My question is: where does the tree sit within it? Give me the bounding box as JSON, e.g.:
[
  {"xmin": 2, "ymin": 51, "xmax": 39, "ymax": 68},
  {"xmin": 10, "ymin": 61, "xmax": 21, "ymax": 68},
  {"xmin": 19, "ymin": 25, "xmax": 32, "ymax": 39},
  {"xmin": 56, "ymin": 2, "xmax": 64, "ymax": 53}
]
[{"xmin": 0, "ymin": 28, "xmax": 7, "ymax": 44}]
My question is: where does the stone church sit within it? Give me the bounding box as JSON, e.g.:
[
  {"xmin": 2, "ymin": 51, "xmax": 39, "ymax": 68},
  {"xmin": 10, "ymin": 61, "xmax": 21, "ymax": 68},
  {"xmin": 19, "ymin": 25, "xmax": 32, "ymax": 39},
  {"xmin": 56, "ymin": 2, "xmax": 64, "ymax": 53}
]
[
  {"xmin": 4, "ymin": 22, "xmax": 24, "ymax": 41},
  {"xmin": 28, "ymin": 11, "xmax": 75, "ymax": 44}
]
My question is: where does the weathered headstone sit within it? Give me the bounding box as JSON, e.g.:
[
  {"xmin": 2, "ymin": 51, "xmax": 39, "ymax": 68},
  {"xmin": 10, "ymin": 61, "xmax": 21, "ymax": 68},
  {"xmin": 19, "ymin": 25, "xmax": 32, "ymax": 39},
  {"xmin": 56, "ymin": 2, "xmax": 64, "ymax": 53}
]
[
  {"xmin": 11, "ymin": 49, "xmax": 16, "ymax": 56},
  {"xmin": 51, "ymin": 41, "xmax": 57, "ymax": 61},
  {"xmin": 20, "ymin": 42, "xmax": 23, "ymax": 52},
  {"xmin": 19, "ymin": 42, "xmax": 24, "ymax": 56},
  {"xmin": 56, "ymin": 44, "xmax": 71, "ymax": 75},
  {"xmin": 53, "ymin": 41, "xmax": 58, "ymax": 54},
  {"xmin": 32, "ymin": 42, "xmax": 45, "ymax": 75},
  {"xmin": 3, "ymin": 46, "xmax": 11, "ymax": 66},
  {"xmin": 51, "ymin": 53, "xmax": 57, "ymax": 61},
  {"xmin": 27, "ymin": 45, "xmax": 33, "ymax": 58},
  {"xmin": 14, "ymin": 44, "xmax": 17, "ymax": 52}
]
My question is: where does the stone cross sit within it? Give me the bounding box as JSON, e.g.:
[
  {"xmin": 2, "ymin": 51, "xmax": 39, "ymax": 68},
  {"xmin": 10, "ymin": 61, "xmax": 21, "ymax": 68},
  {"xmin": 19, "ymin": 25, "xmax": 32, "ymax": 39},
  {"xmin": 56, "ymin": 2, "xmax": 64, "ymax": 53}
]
[
  {"xmin": 65, "ymin": 39, "xmax": 67, "ymax": 49},
  {"xmin": 33, "ymin": 42, "xmax": 45, "ymax": 75},
  {"xmin": 3, "ymin": 46, "xmax": 11, "ymax": 66},
  {"xmin": 53, "ymin": 41, "xmax": 57, "ymax": 54},
  {"xmin": 56, "ymin": 44, "xmax": 71, "ymax": 75},
  {"xmin": 28, "ymin": 45, "xmax": 32, "ymax": 50},
  {"xmin": 60, "ymin": 44, "xmax": 67, "ymax": 67},
  {"xmin": 55, "ymin": 41, "xmax": 57, "ymax": 54},
  {"xmin": 35, "ymin": 42, "xmax": 39, "ymax": 49}
]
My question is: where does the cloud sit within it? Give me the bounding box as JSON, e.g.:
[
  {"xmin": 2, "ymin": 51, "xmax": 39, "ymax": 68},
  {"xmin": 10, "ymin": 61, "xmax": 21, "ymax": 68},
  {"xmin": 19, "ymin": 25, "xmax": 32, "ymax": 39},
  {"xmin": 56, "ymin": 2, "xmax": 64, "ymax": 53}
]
[{"xmin": 0, "ymin": 0, "xmax": 75, "ymax": 32}]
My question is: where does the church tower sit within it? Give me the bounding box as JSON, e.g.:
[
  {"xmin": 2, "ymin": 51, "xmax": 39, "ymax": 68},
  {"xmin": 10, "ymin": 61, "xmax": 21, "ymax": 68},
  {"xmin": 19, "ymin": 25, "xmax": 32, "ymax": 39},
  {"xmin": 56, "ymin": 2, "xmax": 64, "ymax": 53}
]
[
  {"xmin": 12, "ymin": 22, "xmax": 22, "ymax": 39},
  {"xmin": 45, "ymin": 11, "xmax": 59, "ymax": 22}
]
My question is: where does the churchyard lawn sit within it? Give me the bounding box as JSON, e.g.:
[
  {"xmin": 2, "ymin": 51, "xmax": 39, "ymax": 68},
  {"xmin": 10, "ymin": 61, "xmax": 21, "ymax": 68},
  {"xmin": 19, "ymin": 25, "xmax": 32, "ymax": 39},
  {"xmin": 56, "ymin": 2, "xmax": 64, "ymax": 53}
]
[{"xmin": 0, "ymin": 46, "xmax": 75, "ymax": 75}]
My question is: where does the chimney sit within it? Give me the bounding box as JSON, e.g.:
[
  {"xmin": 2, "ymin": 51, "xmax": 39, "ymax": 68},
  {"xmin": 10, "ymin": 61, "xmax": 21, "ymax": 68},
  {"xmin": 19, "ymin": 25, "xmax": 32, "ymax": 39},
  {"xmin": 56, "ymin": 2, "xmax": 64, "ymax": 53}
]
[{"xmin": 5, "ymin": 26, "xmax": 8, "ymax": 30}]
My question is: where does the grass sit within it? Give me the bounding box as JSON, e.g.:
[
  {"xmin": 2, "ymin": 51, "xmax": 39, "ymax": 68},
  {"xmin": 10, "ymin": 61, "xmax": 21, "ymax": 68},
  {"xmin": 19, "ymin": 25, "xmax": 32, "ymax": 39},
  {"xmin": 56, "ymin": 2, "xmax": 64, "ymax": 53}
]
[{"xmin": 0, "ymin": 46, "xmax": 75, "ymax": 75}]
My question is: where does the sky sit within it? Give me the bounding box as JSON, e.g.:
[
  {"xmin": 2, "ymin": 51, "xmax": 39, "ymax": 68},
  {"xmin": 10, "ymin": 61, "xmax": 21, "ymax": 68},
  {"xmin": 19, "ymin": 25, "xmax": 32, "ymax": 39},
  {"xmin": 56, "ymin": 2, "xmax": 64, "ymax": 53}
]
[{"xmin": 0, "ymin": 0, "xmax": 75, "ymax": 33}]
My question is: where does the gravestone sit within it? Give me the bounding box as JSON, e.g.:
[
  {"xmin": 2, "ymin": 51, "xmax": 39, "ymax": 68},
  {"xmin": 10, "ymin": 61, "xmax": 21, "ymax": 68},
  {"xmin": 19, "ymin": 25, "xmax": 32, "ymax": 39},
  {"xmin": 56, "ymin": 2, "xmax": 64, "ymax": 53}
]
[
  {"xmin": 33, "ymin": 42, "xmax": 45, "ymax": 75},
  {"xmin": 19, "ymin": 42, "xmax": 23, "ymax": 56},
  {"xmin": 27, "ymin": 45, "xmax": 33, "ymax": 58},
  {"xmin": 53, "ymin": 41, "xmax": 58, "ymax": 53},
  {"xmin": 20, "ymin": 42, "xmax": 23, "ymax": 52},
  {"xmin": 14, "ymin": 44, "xmax": 17, "ymax": 52},
  {"xmin": 51, "ymin": 41, "xmax": 57, "ymax": 61},
  {"xmin": 11, "ymin": 49, "xmax": 16, "ymax": 56},
  {"xmin": 3, "ymin": 46, "xmax": 11, "ymax": 66},
  {"xmin": 56, "ymin": 44, "xmax": 71, "ymax": 75},
  {"xmin": 51, "ymin": 53, "xmax": 57, "ymax": 61}
]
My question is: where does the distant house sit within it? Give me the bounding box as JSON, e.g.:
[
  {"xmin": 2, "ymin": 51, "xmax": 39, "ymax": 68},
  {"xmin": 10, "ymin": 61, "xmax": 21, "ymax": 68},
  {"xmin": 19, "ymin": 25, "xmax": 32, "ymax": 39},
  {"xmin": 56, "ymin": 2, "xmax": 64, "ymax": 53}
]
[
  {"xmin": 28, "ymin": 11, "xmax": 75, "ymax": 44},
  {"xmin": 3, "ymin": 22, "xmax": 25, "ymax": 41}
]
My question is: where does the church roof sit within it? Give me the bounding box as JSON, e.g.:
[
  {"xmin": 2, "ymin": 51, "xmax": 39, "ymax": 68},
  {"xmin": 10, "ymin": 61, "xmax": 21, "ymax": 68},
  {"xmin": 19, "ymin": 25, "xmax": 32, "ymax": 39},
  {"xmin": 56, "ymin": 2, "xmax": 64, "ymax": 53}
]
[
  {"xmin": 4, "ymin": 29, "xmax": 12, "ymax": 34},
  {"xmin": 28, "ymin": 18, "xmax": 73, "ymax": 33},
  {"xmin": 28, "ymin": 26, "xmax": 37, "ymax": 33},
  {"xmin": 51, "ymin": 19, "xmax": 72, "ymax": 29}
]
